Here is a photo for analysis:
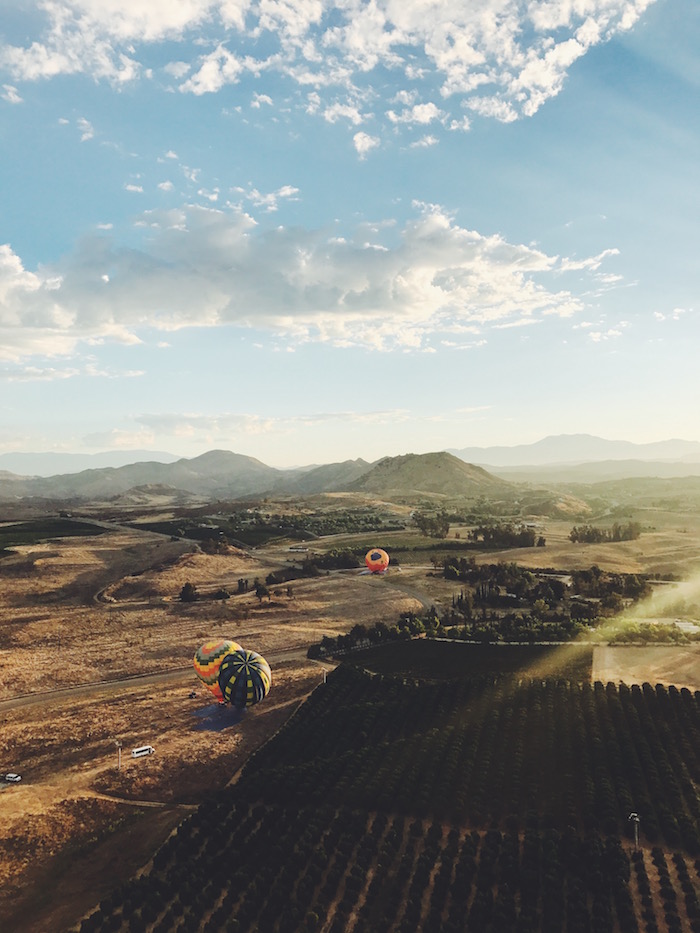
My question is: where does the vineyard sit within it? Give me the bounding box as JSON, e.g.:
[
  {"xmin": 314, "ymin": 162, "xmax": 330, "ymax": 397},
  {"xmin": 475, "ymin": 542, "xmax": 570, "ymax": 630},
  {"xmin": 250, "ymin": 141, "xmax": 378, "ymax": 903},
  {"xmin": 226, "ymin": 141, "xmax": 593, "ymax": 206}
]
[{"xmin": 76, "ymin": 661, "xmax": 700, "ymax": 933}]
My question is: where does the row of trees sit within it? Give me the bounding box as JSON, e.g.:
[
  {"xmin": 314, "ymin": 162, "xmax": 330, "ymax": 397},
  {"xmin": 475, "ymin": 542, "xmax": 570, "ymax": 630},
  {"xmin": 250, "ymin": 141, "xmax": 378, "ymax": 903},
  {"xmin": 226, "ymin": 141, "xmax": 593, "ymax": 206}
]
[
  {"xmin": 307, "ymin": 615, "xmax": 436, "ymax": 659},
  {"xmin": 82, "ymin": 808, "xmax": 673, "ymax": 933},
  {"xmin": 80, "ymin": 665, "xmax": 700, "ymax": 933},
  {"xmin": 413, "ymin": 514, "xmax": 545, "ymax": 548},
  {"xmin": 570, "ymin": 522, "xmax": 642, "ymax": 543},
  {"xmin": 243, "ymin": 669, "xmax": 700, "ymax": 852}
]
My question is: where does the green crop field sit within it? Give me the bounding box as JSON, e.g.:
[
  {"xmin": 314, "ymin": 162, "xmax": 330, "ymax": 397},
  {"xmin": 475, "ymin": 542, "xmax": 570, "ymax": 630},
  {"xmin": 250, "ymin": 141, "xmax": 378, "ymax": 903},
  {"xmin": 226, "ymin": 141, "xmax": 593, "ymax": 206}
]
[
  {"xmin": 344, "ymin": 639, "xmax": 594, "ymax": 682},
  {"xmin": 0, "ymin": 518, "xmax": 106, "ymax": 555},
  {"xmin": 79, "ymin": 662, "xmax": 700, "ymax": 933}
]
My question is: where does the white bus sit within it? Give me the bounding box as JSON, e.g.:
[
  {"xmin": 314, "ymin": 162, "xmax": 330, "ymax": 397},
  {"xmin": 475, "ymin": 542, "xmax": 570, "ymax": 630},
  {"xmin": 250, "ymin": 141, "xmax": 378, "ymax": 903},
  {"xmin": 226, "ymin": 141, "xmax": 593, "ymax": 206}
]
[{"xmin": 131, "ymin": 745, "xmax": 155, "ymax": 758}]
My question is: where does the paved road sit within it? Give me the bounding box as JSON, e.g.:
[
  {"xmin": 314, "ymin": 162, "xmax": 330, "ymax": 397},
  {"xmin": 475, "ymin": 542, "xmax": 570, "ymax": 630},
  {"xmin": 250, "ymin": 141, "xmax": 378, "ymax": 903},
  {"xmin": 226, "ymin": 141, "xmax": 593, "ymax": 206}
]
[{"xmin": 0, "ymin": 646, "xmax": 311, "ymax": 713}]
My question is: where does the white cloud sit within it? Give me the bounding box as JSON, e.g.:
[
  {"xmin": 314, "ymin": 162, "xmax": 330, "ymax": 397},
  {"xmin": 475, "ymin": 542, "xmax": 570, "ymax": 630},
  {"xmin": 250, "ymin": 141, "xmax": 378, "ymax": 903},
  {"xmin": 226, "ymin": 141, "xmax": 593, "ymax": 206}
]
[
  {"xmin": 135, "ymin": 408, "xmax": 413, "ymax": 440},
  {"xmin": 230, "ymin": 184, "xmax": 300, "ymax": 211},
  {"xmin": 164, "ymin": 60, "xmax": 190, "ymax": 79},
  {"xmin": 0, "ymin": 0, "xmax": 658, "ymax": 139},
  {"xmin": 1, "ymin": 84, "xmax": 22, "ymax": 103},
  {"xmin": 387, "ymin": 102, "xmax": 444, "ymax": 125},
  {"xmin": 353, "ymin": 131, "xmax": 379, "ymax": 158},
  {"xmin": 83, "ymin": 428, "xmax": 156, "ymax": 448},
  {"xmin": 251, "ymin": 92, "xmax": 273, "ymax": 108},
  {"xmin": 124, "ymin": 183, "xmax": 144, "ymax": 192},
  {"xmin": 409, "ymin": 134, "xmax": 439, "ymax": 148},
  {"xmin": 178, "ymin": 44, "xmax": 243, "ymax": 95},
  {"xmin": 158, "ymin": 180, "xmax": 174, "ymax": 191},
  {"xmin": 0, "ymin": 202, "xmax": 621, "ymax": 359},
  {"xmin": 77, "ymin": 116, "xmax": 94, "ymax": 141},
  {"xmin": 323, "ymin": 101, "xmax": 365, "ymax": 125}
]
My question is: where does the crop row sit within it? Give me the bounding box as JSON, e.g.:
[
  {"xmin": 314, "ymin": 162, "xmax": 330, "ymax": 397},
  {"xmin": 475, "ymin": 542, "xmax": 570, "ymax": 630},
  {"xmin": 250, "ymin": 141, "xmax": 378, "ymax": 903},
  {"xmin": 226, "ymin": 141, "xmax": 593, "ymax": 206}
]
[
  {"xmin": 79, "ymin": 802, "xmax": 700, "ymax": 933},
  {"xmin": 238, "ymin": 668, "xmax": 700, "ymax": 850}
]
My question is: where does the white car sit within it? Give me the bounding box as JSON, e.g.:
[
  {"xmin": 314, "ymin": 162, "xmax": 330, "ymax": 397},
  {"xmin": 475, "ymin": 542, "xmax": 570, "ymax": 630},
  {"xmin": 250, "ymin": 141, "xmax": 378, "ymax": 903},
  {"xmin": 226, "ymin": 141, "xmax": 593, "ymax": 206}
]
[{"xmin": 4, "ymin": 773, "xmax": 21, "ymax": 783}]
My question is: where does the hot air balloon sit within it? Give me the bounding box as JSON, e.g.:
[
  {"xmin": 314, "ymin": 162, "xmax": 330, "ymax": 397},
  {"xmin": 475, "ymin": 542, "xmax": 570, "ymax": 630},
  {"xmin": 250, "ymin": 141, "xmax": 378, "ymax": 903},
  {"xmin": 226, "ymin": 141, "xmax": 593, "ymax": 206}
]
[
  {"xmin": 193, "ymin": 639, "xmax": 242, "ymax": 700},
  {"xmin": 365, "ymin": 548, "xmax": 389, "ymax": 574},
  {"xmin": 218, "ymin": 648, "xmax": 272, "ymax": 709}
]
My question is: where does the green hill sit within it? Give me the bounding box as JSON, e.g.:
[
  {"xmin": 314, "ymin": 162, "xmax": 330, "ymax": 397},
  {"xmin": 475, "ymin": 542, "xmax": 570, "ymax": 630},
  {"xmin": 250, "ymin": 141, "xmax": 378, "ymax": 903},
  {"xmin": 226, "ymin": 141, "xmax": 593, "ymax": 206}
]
[{"xmin": 348, "ymin": 451, "xmax": 508, "ymax": 497}]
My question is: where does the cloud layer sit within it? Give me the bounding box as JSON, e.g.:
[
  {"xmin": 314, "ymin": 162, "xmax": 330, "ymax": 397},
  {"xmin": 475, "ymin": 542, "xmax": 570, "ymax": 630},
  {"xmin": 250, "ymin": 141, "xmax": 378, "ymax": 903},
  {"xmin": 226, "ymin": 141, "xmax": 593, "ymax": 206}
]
[
  {"xmin": 0, "ymin": 203, "xmax": 618, "ymax": 360},
  {"xmin": 1, "ymin": 0, "xmax": 656, "ymax": 138}
]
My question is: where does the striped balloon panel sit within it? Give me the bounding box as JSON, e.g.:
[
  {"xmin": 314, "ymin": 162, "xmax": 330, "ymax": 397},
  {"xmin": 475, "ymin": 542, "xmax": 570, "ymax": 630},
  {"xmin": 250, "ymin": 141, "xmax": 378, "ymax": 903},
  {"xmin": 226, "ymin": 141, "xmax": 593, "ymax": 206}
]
[
  {"xmin": 218, "ymin": 649, "xmax": 272, "ymax": 708},
  {"xmin": 193, "ymin": 639, "xmax": 241, "ymax": 686}
]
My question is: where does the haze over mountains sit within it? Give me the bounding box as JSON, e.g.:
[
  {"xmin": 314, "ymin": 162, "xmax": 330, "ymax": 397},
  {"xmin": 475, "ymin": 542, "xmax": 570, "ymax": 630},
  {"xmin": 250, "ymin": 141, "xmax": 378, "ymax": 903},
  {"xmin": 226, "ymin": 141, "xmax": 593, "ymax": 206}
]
[
  {"xmin": 449, "ymin": 434, "xmax": 700, "ymax": 466},
  {"xmin": 1, "ymin": 434, "xmax": 699, "ymax": 502}
]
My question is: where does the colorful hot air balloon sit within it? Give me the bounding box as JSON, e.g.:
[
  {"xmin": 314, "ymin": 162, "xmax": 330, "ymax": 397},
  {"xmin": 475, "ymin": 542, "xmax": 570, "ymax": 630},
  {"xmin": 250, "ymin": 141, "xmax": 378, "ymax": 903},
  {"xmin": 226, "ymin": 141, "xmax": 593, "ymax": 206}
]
[
  {"xmin": 218, "ymin": 648, "xmax": 272, "ymax": 709},
  {"xmin": 193, "ymin": 639, "xmax": 242, "ymax": 700},
  {"xmin": 365, "ymin": 548, "xmax": 389, "ymax": 574}
]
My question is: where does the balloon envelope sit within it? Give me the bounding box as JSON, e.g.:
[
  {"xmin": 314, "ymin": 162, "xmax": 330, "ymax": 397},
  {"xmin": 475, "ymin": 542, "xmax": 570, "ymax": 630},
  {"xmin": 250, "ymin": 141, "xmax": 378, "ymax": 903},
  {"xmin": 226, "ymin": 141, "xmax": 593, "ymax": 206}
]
[
  {"xmin": 193, "ymin": 639, "xmax": 242, "ymax": 700},
  {"xmin": 218, "ymin": 648, "xmax": 272, "ymax": 709},
  {"xmin": 365, "ymin": 548, "xmax": 389, "ymax": 573}
]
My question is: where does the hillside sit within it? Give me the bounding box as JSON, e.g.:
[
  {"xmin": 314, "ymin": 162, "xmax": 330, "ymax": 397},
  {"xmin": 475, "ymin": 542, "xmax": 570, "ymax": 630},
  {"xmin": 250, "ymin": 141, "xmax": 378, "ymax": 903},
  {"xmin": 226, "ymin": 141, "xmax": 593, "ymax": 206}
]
[
  {"xmin": 282, "ymin": 458, "xmax": 373, "ymax": 495},
  {"xmin": 0, "ymin": 450, "xmax": 506, "ymax": 503},
  {"xmin": 0, "ymin": 450, "xmax": 295, "ymax": 501},
  {"xmin": 348, "ymin": 451, "xmax": 508, "ymax": 497}
]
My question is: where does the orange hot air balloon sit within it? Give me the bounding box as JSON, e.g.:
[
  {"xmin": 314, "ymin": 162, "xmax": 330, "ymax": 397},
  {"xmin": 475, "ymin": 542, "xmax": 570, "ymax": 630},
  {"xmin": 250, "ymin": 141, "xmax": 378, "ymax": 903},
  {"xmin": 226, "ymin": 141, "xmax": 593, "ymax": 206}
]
[
  {"xmin": 365, "ymin": 548, "xmax": 389, "ymax": 574},
  {"xmin": 193, "ymin": 639, "xmax": 241, "ymax": 700}
]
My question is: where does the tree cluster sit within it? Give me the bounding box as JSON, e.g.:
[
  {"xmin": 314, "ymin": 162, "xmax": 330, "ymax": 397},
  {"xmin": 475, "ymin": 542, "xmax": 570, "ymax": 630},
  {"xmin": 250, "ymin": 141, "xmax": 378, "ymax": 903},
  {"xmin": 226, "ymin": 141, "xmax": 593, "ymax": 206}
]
[
  {"xmin": 307, "ymin": 614, "xmax": 436, "ymax": 659},
  {"xmin": 468, "ymin": 523, "xmax": 541, "ymax": 548},
  {"xmin": 569, "ymin": 522, "xmax": 642, "ymax": 543},
  {"xmin": 412, "ymin": 510, "xmax": 450, "ymax": 538}
]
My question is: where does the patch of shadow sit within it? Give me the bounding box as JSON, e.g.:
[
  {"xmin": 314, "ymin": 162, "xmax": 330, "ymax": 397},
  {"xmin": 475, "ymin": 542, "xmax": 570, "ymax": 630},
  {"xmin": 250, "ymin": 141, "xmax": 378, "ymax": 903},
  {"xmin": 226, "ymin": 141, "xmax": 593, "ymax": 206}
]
[{"xmin": 192, "ymin": 704, "xmax": 247, "ymax": 732}]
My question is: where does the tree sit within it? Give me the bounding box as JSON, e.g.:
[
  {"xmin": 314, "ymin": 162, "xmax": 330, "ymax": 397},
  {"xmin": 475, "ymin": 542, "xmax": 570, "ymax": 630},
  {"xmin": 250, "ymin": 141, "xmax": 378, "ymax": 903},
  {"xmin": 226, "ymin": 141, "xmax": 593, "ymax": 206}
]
[
  {"xmin": 179, "ymin": 582, "xmax": 198, "ymax": 602},
  {"xmin": 255, "ymin": 583, "xmax": 270, "ymax": 603}
]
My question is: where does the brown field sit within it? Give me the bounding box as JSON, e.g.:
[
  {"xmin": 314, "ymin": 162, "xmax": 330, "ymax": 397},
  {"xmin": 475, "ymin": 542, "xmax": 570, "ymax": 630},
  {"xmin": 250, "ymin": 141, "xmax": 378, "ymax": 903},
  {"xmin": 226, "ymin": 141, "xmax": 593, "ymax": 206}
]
[
  {"xmin": 1, "ymin": 497, "xmax": 700, "ymax": 932},
  {"xmin": 0, "ymin": 525, "xmax": 425, "ymax": 932},
  {"xmin": 592, "ymin": 644, "xmax": 700, "ymax": 691}
]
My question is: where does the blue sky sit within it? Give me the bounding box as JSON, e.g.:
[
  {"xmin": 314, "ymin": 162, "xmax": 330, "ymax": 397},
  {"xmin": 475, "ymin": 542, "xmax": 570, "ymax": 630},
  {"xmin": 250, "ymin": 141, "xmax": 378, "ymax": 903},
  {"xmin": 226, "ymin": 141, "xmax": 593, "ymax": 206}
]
[{"xmin": 0, "ymin": 0, "xmax": 697, "ymax": 467}]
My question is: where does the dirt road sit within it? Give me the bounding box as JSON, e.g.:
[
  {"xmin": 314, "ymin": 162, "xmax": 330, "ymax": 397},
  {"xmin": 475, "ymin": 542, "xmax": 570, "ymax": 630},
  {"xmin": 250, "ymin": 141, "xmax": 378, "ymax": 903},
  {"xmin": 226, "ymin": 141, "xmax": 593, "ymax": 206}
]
[{"xmin": 0, "ymin": 646, "xmax": 310, "ymax": 714}]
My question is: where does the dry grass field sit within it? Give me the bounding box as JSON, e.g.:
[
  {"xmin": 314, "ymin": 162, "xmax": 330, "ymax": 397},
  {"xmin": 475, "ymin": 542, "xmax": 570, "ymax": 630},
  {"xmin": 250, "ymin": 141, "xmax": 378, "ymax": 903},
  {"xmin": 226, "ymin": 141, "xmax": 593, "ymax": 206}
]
[
  {"xmin": 0, "ymin": 523, "xmax": 425, "ymax": 932},
  {"xmin": 1, "ymin": 493, "xmax": 699, "ymax": 931}
]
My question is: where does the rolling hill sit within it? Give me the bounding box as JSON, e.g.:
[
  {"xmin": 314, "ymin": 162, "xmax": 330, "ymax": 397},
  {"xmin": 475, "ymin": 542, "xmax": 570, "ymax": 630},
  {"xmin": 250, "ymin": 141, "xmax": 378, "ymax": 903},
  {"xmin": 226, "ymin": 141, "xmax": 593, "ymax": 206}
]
[
  {"xmin": 348, "ymin": 451, "xmax": 508, "ymax": 497},
  {"xmin": 0, "ymin": 450, "xmax": 294, "ymax": 501},
  {"xmin": 0, "ymin": 450, "xmax": 507, "ymax": 503}
]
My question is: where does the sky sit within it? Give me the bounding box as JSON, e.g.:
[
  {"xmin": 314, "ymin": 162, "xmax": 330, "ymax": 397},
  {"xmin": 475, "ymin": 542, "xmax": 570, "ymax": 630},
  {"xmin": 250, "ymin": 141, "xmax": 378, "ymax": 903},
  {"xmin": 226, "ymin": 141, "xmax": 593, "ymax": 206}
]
[{"xmin": 0, "ymin": 0, "xmax": 698, "ymax": 468}]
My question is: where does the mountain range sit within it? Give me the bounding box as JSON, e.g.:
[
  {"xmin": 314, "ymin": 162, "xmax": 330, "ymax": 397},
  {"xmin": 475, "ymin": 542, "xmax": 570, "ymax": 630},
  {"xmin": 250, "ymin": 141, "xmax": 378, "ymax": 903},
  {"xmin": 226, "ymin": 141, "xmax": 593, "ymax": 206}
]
[
  {"xmin": 0, "ymin": 450, "xmax": 510, "ymax": 503},
  {"xmin": 1, "ymin": 434, "xmax": 699, "ymax": 503},
  {"xmin": 448, "ymin": 434, "xmax": 700, "ymax": 466}
]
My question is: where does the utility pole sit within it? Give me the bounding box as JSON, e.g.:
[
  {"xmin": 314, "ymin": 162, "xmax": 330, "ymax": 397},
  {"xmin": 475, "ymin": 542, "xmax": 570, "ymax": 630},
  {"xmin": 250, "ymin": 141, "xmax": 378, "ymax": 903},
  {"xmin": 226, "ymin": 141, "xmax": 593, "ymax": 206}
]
[
  {"xmin": 115, "ymin": 741, "xmax": 122, "ymax": 771},
  {"xmin": 628, "ymin": 812, "xmax": 640, "ymax": 849}
]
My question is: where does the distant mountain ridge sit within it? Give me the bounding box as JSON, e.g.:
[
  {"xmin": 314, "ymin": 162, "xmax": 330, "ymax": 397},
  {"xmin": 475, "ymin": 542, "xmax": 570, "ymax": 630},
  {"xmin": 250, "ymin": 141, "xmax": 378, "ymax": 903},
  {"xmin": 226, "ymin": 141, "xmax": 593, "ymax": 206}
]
[
  {"xmin": 1, "ymin": 435, "xmax": 699, "ymax": 503},
  {"xmin": 0, "ymin": 449, "xmax": 179, "ymax": 477},
  {"xmin": 448, "ymin": 434, "xmax": 700, "ymax": 467},
  {"xmin": 0, "ymin": 450, "xmax": 505, "ymax": 502}
]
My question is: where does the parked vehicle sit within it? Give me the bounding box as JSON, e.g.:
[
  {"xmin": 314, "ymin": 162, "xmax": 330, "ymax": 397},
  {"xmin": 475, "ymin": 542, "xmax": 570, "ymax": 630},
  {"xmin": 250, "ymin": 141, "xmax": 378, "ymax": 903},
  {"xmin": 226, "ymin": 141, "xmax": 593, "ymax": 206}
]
[
  {"xmin": 131, "ymin": 745, "xmax": 155, "ymax": 758},
  {"xmin": 4, "ymin": 773, "xmax": 21, "ymax": 783}
]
